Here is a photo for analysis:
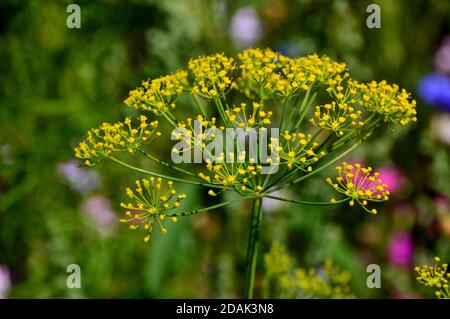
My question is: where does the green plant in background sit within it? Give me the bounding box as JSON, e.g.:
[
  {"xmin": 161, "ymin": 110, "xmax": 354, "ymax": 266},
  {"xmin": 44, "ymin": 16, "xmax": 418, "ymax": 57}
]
[
  {"xmin": 74, "ymin": 47, "xmax": 417, "ymax": 298},
  {"xmin": 415, "ymin": 257, "xmax": 450, "ymax": 299},
  {"xmin": 263, "ymin": 241, "xmax": 354, "ymax": 298}
]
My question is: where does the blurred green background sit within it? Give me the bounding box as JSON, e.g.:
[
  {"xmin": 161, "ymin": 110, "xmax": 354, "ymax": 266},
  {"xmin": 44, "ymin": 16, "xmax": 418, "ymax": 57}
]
[{"xmin": 0, "ymin": 0, "xmax": 450, "ymax": 298}]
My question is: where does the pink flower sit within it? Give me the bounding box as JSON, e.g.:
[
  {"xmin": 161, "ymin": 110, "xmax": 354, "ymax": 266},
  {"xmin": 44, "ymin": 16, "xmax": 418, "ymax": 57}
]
[
  {"xmin": 377, "ymin": 167, "xmax": 406, "ymax": 194},
  {"xmin": 387, "ymin": 232, "xmax": 414, "ymax": 267},
  {"xmin": 0, "ymin": 266, "xmax": 11, "ymax": 299},
  {"xmin": 81, "ymin": 196, "xmax": 117, "ymax": 237},
  {"xmin": 434, "ymin": 36, "xmax": 450, "ymax": 74}
]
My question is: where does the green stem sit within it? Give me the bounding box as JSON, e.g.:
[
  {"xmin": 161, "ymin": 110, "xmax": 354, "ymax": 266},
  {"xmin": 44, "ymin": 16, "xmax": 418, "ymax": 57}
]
[
  {"xmin": 279, "ymin": 97, "xmax": 288, "ymax": 132},
  {"xmin": 243, "ymin": 197, "xmax": 263, "ymax": 299},
  {"xmin": 294, "ymin": 92, "xmax": 317, "ymax": 129},
  {"xmin": 109, "ymin": 156, "xmax": 229, "ymax": 190},
  {"xmin": 192, "ymin": 94, "xmax": 207, "ymax": 117},
  {"xmin": 162, "ymin": 112, "xmax": 177, "ymax": 128},
  {"xmin": 263, "ymin": 195, "xmax": 349, "ymax": 206},
  {"xmin": 139, "ymin": 149, "xmax": 195, "ymax": 176},
  {"xmin": 166, "ymin": 195, "xmax": 255, "ymax": 217}
]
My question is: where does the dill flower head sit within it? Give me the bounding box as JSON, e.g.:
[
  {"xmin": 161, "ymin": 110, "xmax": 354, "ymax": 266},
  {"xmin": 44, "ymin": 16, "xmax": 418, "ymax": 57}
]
[
  {"xmin": 224, "ymin": 102, "xmax": 272, "ymax": 129},
  {"xmin": 124, "ymin": 70, "xmax": 188, "ymax": 115},
  {"xmin": 362, "ymin": 80, "xmax": 417, "ymax": 126},
  {"xmin": 415, "ymin": 257, "xmax": 450, "ymax": 299},
  {"xmin": 265, "ymin": 53, "xmax": 346, "ymax": 98},
  {"xmin": 237, "ymin": 48, "xmax": 279, "ymax": 86},
  {"xmin": 270, "ymin": 131, "xmax": 325, "ymax": 171},
  {"xmin": 171, "ymin": 114, "xmax": 221, "ymax": 158},
  {"xmin": 264, "ymin": 241, "xmax": 354, "ymax": 299},
  {"xmin": 310, "ymin": 76, "xmax": 365, "ymax": 136},
  {"xmin": 119, "ymin": 178, "xmax": 187, "ymax": 243},
  {"xmin": 188, "ymin": 53, "xmax": 235, "ymax": 99},
  {"xmin": 291, "ymin": 259, "xmax": 354, "ymax": 299},
  {"xmin": 74, "ymin": 116, "xmax": 159, "ymax": 166},
  {"xmin": 326, "ymin": 162, "xmax": 390, "ymax": 214},
  {"xmin": 198, "ymin": 152, "xmax": 263, "ymax": 195},
  {"xmin": 264, "ymin": 241, "xmax": 292, "ymax": 279}
]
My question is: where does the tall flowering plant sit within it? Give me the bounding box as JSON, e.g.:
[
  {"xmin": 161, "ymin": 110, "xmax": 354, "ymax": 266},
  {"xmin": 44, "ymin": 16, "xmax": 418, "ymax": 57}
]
[{"xmin": 74, "ymin": 48, "xmax": 417, "ymax": 298}]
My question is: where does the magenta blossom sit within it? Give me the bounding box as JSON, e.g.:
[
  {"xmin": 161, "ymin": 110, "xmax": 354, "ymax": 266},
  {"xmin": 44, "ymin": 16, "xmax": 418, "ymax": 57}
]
[
  {"xmin": 377, "ymin": 167, "xmax": 406, "ymax": 194},
  {"xmin": 387, "ymin": 232, "xmax": 414, "ymax": 267}
]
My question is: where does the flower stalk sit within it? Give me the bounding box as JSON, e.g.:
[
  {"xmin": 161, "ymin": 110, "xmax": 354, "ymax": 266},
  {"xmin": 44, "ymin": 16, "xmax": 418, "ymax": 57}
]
[{"xmin": 243, "ymin": 197, "xmax": 263, "ymax": 299}]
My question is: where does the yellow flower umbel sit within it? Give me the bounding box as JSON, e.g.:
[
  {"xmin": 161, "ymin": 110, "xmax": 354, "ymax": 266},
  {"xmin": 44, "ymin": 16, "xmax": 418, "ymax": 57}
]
[
  {"xmin": 326, "ymin": 162, "xmax": 390, "ymax": 214},
  {"xmin": 224, "ymin": 102, "xmax": 272, "ymax": 129},
  {"xmin": 119, "ymin": 178, "xmax": 187, "ymax": 243},
  {"xmin": 124, "ymin": 70, "xmax": 188, "ymax": 115},
  {"xmin": 415, "ymin": 257, "xmax": 450, "ymax": 299},
  {"xmin": 362, "ymin": 80, "xmax": 417, "ymax": 126},
  {"xmin": 311, "ymin": 76, "xmax": 365, "ymax": 136},
  {"xmin": 189, "ymin": 53, "xmax": 235, "ymax": 99},
  {"xmin": 265, "ymin": 54, "xmax": 347, "ymax": 99},
  {"xmin": 198, "ymin": 151, "xmax": 262, "ymax": 195},
  {"xmin": 237, "ymin": 48, "xmax": 279, "ymax": 86},
  {"xmin": 171, "ymin": 115, "xmax": 221, "ymax": 158},
  {"xmin": 74, "ymin": 116, "xmax": 159, "ymax": 166},
  {"xmin": 270, "ymin": 131, "xmax": 325, "ymax": 171},
  {"xmin": 264, "ymin": 241, "xmax": 354, "ymax": 299}
]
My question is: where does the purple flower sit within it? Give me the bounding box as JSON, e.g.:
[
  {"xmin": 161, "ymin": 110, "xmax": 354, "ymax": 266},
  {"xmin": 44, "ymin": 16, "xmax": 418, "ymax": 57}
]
[
  {"xmin": 434, "ymin": 36, "xmax": 450, "ymax": 74},
  {"xmin": 57, "ymin": 160, "xmax": 100, "ymax": 195},
  {"xmin": 229, "ymin": 7, "xmax": 263, "ymax": 48},
  {"xmin": 0, "ymin": 266, "xmax": 11, "ymax": 299},
  {"xmin": 377, "ymin": 167, "xmax": 406, "ymax": 194},
  {"xmin": 417, "ymin": 73, "xmax": 450, "ymax": 112},
  {"xmin": 81, "ymin": 195, "xmax": 117, "ymax": 236},
  {"xmin": 387, "ymin": 232, "xmax": 414, "ymax": 267}
]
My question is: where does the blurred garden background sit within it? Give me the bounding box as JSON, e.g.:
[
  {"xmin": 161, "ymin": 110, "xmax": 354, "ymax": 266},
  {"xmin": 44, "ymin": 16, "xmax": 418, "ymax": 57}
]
[{"xmin": 1, "ymin": 0, "xmax": 450, "ymax": 298}]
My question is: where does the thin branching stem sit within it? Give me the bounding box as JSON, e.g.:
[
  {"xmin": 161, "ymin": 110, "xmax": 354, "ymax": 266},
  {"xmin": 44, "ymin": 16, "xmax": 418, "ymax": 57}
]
[{"xmin": 109, "ymin": 156, "xmax": 230, "ymax": 190}]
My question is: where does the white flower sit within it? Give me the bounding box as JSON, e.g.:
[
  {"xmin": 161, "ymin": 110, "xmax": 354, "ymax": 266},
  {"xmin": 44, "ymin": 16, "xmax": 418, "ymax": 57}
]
[{"xmin": 229, "ymin": 7, "xmax": 263, "ymax": 48}]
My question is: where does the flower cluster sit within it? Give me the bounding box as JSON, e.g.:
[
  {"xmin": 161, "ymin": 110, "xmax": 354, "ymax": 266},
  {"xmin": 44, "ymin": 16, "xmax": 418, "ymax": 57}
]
[
  {"xmin": 289, "ymin": 259, "xmax": 353, "ymax": 299},
  {"xmin": 171, "ymin": 115, "xmax": 222, "ymax": 160},
  {"xmin": 415, "ymin": 257, "xmax": 450, "ymax": 299},
  {"xmin": 198, "ymin": 152, "xmax": 263, "ymax": 194},
  {"xmin": 264, "ymin": 241, "xmax": 354, "ymax": 299},
  {"xmin": 189, "ymin": 53, "xmax": 235, "ymax": 99},
  {"xmin": 311, "ymin": 77, "xmax": 365, "ymax": 136},
  {"xmin": 326, "ymin": 162, "xmax": 390, "ymax": 214},
  {"xmin": 74, "ymin": 116, "xmax": 159, "ymax": 166},
  {"xmin": 235, "ymin": 49, "xmax": 346, "ymax": 99},
  {"xmin": 362, "ymin": 80, "xmax": 417, "ymax": 126},
  {"xmin": 124, "ymin": 70, "xmax": 188, "ymax": 115},
  {"xmin": 119, "ymin": 178, "xmax": 187, "ymax": 243},
  {"xmin": 237, "ymin": 48, "xmax": 279, "ymax": 86},
  {"xmin": 224, "ymin": 102, "xmax": 272, "ymax": 129},
  {"xmin": 270, "ymin": 54, "xmax": 346, "ymax": 98},
  {"xmin": 270, "ymin": 131, "xmax": 324, "ymax": 171}
]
